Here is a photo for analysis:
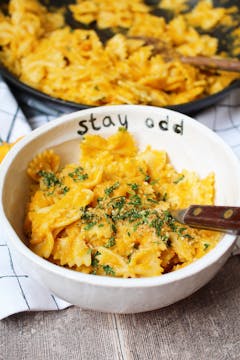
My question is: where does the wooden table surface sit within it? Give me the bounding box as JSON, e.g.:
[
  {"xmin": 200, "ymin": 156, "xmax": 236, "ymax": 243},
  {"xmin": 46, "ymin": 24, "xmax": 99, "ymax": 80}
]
[{"xmin": 1, "ymin": 256, "xmax": 240, "ymax": 360}]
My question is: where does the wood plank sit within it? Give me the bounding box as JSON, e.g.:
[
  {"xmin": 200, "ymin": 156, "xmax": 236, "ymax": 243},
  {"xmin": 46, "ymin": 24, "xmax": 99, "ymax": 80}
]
[{"xmin": 1, "ymin": 257, "xmax": 240, "ymax": 360}]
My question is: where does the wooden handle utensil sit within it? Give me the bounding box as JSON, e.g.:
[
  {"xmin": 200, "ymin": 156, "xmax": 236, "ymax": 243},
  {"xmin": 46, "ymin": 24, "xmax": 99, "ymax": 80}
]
[
  {"xmin": 172, "ymin": 205, "xmax": 240, "ymax": 234},
  {"xmin": 128, "ymin": 36, "xmax": 240, "ymax": 72}
]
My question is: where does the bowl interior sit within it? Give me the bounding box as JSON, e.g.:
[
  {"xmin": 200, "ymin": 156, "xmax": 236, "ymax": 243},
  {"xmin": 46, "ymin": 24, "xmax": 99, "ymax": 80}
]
[{"xmin": 2, "ymin": 105, "xmax": 240, "ymax": 258}]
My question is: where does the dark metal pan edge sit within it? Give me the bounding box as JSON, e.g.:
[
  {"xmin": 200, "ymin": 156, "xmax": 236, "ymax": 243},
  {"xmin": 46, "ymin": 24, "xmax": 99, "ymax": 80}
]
[{"xmin": 1, "ymin": 64, "xmax": 240, "ymax": 116}]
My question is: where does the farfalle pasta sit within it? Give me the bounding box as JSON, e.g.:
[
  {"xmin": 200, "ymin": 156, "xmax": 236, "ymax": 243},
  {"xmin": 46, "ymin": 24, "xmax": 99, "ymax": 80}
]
[
  {"xmin": 0, "ymin": 0, "xmax": 239, "ymax": 107},
  {"xmin": 24, "ymin": 129, "xmax": 221, "ymax": 278}
]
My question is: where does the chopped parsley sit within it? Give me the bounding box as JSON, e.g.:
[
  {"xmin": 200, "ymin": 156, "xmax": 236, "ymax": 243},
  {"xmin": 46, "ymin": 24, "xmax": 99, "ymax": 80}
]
[
  {"xmin": 111, "ymin": 223, "xmax": 117, "ymax": 233},
  {"xmin": 109, "ymin": 196, "xmax": 126, "ymax": 211},
  {"xmin": 38, "ymin": 170, "xmax": 61, "ymax": 188},
  {"xmin": 183, "ymin": 233, "xmax": 194, "ymax": 239},
  {"xmin": 104, "ymin": 237, "xmax": 116, "ymax": 248},
  {"xmin": 91, "ymin": 251, "xmax": 101, "ymax": 267},
  {"xmin": 62, "ymin": 186, "xmax": 70, "ymax": 194},
  {"xmin": 84, "ymin": 222, "xmax": 97, "ymax": 230},
  {"xmin": 173, "ymin": 175, "xmax": 185, "ymax": 184},
  {"xmin": 204, "ymin": 243, "xmax": 210, "ymax": 250},
  {"xmin": 149, "ymin": 217, "xmax": 163, "ymax": 236},
  {"xmin": 80, "ymin": 183, "xmax": 194, "ymax": 260},
  {"xmin": 128, "ymin": 183, "xmax": 139, "ymax": 192},
  {"xmin": 102, "ymin": 265, "xmax": 115, "ymax": 276},
  {"xmin": 104, "ymin": 182, "xmax": 120, "ymax": 196},
  {"xmin": 147, "ymin": 197, "xmax": 158, "ymax": 204},
  {"xmin": 80, "ymin": 207, "xmax": 95, "ymax": 222},
  {"xmin": 129, "ymin": 194, "xmax": 142, "ymax": 206},
  {"xmin": 68, "ymin": 167, "xmax": 88, "ymax": 182},
  {"xmin": 162, "ymin": 193, "xmax": 167, "ymax": 201},
  {"xmin": 139, "ymin": 168, "xmax": 151, "ymax": 182}
]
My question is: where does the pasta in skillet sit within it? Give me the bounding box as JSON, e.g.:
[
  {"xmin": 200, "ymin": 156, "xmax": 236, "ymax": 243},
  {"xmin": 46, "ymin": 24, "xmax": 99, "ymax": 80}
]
[
  {"xmin": 24, "ymin": 129, "xmax": 221, "ymax": 277},
  {"xmin": 0, "ymin": 0, "xmax": 239, "ymax": 106}
]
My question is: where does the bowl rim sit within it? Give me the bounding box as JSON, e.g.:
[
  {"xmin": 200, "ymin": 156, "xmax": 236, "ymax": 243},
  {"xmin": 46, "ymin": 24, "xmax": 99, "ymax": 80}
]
[{"xmin": 1, "ymin": 104, "xmax": 240, "ymax": 288}]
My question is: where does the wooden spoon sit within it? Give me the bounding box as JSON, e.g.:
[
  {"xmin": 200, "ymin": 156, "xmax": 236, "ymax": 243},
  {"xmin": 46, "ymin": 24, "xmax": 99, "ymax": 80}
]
[{"xmin": 128, "ymin": 36, "xmax": 240, "ymax": 72}]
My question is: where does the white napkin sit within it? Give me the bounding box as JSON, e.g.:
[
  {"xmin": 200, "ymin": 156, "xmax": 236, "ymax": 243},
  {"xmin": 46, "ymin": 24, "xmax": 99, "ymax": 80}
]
[
  {"xmin": 0, "ymin": 77, "xmax": 70, "ymax": 320},
  {"xmin": 0, "ymin": 76, "xmax": 240, "ymax": 320}
]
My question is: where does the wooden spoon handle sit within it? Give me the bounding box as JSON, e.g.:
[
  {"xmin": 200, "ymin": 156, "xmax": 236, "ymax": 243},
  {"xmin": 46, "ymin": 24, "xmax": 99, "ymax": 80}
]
[
  {"xmin": 183, "ymin": 205, "xmax": 240, "ymax": 234},
  {"xmin": 127, "ymin": 36, "xmax": 240, "ymax": 72},
  {"xmin": 180, "ymin": 55, "xmax": 240, "ymax": 73}
]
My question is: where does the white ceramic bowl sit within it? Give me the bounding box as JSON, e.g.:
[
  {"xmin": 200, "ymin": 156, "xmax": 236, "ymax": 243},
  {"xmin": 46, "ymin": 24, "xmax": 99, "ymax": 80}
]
[{"xmin": 1, "ymin": 105, "xmax": 240, "ymax": 314}]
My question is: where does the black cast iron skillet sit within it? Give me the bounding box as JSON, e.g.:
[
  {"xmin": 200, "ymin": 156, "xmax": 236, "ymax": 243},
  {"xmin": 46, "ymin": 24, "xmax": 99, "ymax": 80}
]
[{"xmin": 0, "ymin": 0, "xmax": 240, "ymax": 115}]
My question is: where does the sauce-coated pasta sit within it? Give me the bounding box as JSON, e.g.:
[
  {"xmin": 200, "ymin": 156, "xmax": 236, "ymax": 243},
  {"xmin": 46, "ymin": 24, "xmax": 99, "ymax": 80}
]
[{"xmin": 24, "ymin": 129, "xmax": 221, "ymax": 277}]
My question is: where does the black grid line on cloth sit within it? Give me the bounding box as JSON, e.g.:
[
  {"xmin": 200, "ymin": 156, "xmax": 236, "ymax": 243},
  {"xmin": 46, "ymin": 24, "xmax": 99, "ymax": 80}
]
[
  {"xmin": 212, "ymin": 99, "xmax": 240, "ymax": 132},
  {"xmin": 0, "ymin": 107, "xmax": 25, "ymax": 120},
  {"xmin": 6, "ymin": 105, "xmax": 19, "ymax": 142},
  {"xmin": 6, "ymin": 246, "xmax": 30, "ymax": 309},
  {"xmin": 0, "ymin": 243, "xmax": 7, "ymax": 246},
  {"xmin": 51, "ymin": 295, "xmax": 60, "ymax": 310},
  {"xmin": 212, "ymin": 103, "xmax": 240, "ymax": 138}
]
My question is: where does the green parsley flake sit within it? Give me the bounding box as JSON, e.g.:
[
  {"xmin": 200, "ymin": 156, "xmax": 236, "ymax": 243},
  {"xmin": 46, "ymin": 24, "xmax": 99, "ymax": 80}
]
[
  {"xmin": 128, "ymin": 183, "xmax": 139, "ymax": 191},
  {"xmin": 147, "ymin": 198, "xmax": 158, "ymax": 204},
  {"xmin": 183, "ymin": 233, "xmax": 194, "ymax": 240},
  {"xmin": 139, "ymin": 168, "xmax": 151, "ymax": 182},
  {"xmin": 68, "ymin": 167, "xmax": 88, "ymax": 182},
  {"xmin": 162, "ymin": 193, "xmax": 167, "ymax": 201},
  {"xmin": 111, "ymin": 223, "xmax": 117, "ymax": 233},
  {"xmin": 109, "ymin": 196, "xmax": 126, "ymax": 211},
  {"xmin": 80, "ymin": 207, "xmax": 95, "ymax": 222},
  {"xmin": 84, "ymin": 222, "xmax": 97, "ymax": 230},
  {"xmin": 173, "ymin": 175, "xmax": 185, "ymax": 184},
  {"xmin": 102, "ymin": 265, "xmax": 115, "ymax": 276},
  {"xmin": 204, "ymin": 243, "xmax": 210, "ymax": 250},
  {"xmin": 62, "ymin": 186, "xmax": 70, "ymax": 194},
  {"xmin": 104, "ymin": 182, "xmax": 120, "ymax": 196},
  {"xmin": 38, "ymin": 170, "xmax": 61, "ymax": 188},
  {"xmin": 129, "ymin": 194, "xmax": 142, "ymax": 206},
  {"xmin": 91, "ymin": 251, "xmax": 101, "ymax": 267},
  {"xmin": 104, "ymin": 237, "xmax": 116, "ymax": 248},
  {"xmin": 149, "ymin": 217, "xmax": 163, "ymax": 236}
]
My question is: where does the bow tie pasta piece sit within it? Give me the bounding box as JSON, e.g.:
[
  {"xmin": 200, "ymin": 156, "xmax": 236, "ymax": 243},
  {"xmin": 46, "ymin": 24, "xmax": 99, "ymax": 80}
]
[
  {"xmin": 80, "ymin": 129, "xmax": 137, "ymax": 165},
  {"xmin": 128, "ymin": 247, "xmax": 163, "ymax": 277},
  {"xmin": 29, "ymin": 188, "xmax": 94, "ymax": 258},
  {"xmin": 27, "ymin": 149, "xmax": 60, "ymax": 182},
  {"xmin": 93, "ymin": 247, "xmax": 129, "ymax": 278},
  {"xmin": 61, "ymin": 164, "xmax": 104, "ymax": 190},
  {"xmin": 137, "ymin": 146, "xmax": 167, "ymax": 180},
  {"xmin": 53, "ymin": 225, "xmax": 92, "ymax": 268}
]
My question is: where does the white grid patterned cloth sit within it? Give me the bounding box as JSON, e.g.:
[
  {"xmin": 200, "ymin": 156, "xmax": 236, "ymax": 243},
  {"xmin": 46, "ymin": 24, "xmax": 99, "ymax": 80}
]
[{"xmin": 0, "ymin": 76, "xmax": 240, "ymax": 320}]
